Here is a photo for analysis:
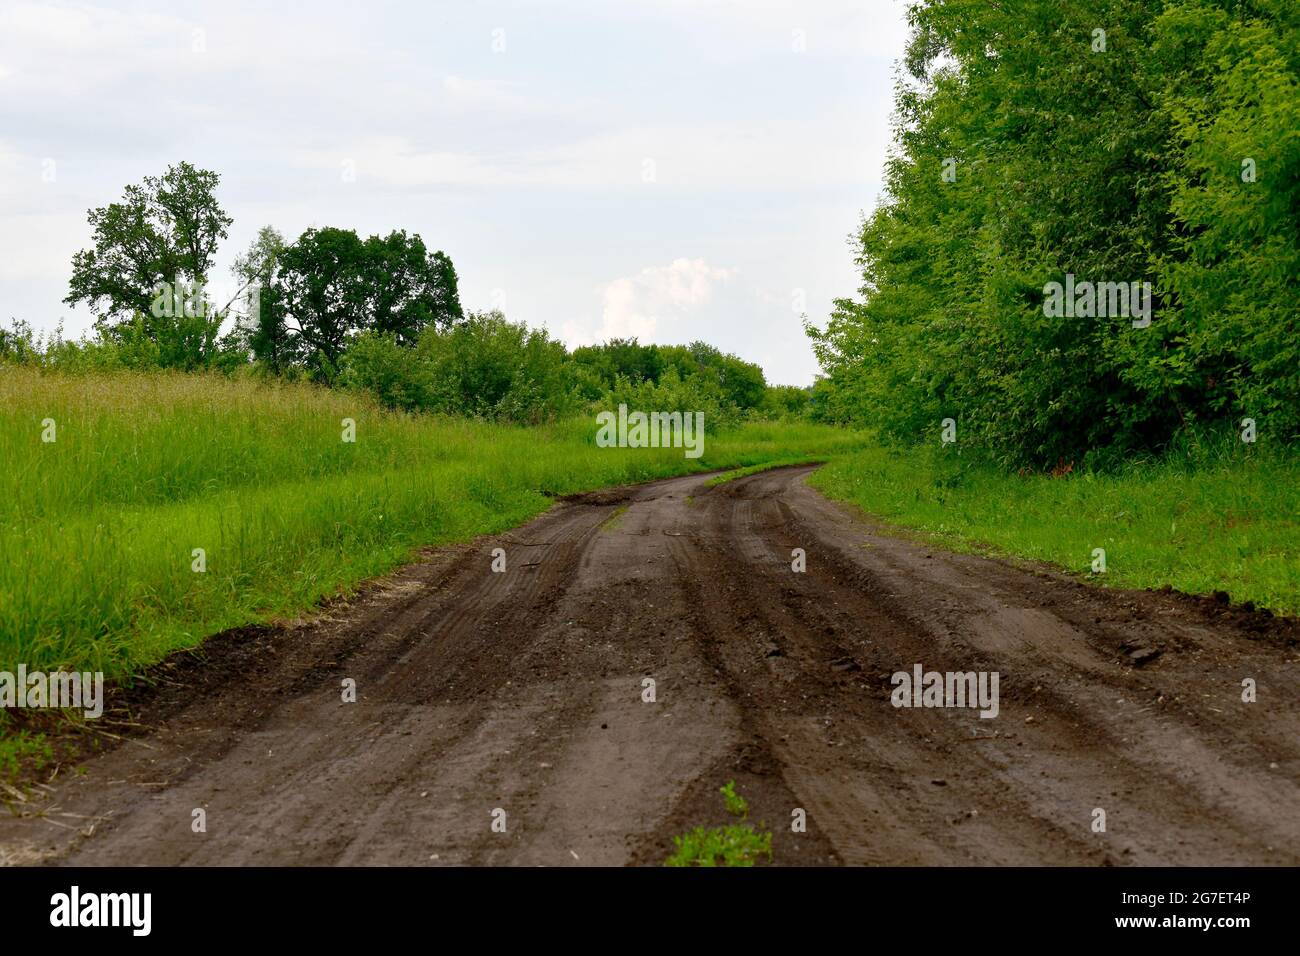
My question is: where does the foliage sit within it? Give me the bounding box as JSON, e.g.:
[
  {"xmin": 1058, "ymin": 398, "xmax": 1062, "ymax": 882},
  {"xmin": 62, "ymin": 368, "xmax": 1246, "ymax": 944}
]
[
  {"xmin": 66, "ymin": 161, "xmax": 232, "ymax": 323},
  {"xmin": 760, "ymin": 384, "xmax": 814, "ymax": 420},
  {"xmin": 64, "ymin": 161, "xmax": 233, "ymax": 370},
  {"xmin": 232, "ymin": 226, "xmax": 297, "ymax": 373},
  {"xmin": 603, "ymin": 366, "xmax": 735, "ymax": 427},
  {"xmin": 807, "ymin": 0, "xmax": 1299, "ymax": 467},
  {"xmin": 340, "ymin": 312, "xmax": 576, "ymax": 422},
  {"xmin": 720, "ymin": 779, "xmax": 749, "ymax": 818},
  {"xmin": 415, "ymin": 310, "xmax": 574, "ymax": 422},
  {"xmin": 336, "ymin": 330, "xmax": 434, "ymax": 413},
  {"xmin": 572, "ymin": 338, "xmax": 664, "ymax": 395},
  {"xmin": 574, "ymin": 338, "xmax": 768, "ymax": 411},
  {"xmin": 269, "ymin": 226, "xmax": 370, "ymax": 376},
  {"xmin": 665, "ymin": 780, "xmax": 773, "ymax": 867},
  {"xmin": 261, "ymin": 226, "xmax": 462, "ymax": 379}
]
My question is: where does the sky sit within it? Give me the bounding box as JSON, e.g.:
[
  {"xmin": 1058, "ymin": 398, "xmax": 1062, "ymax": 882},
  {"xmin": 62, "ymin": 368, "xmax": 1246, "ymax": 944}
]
[{"xmin": 0, "ymin": 0, "xmax": 910, "ymax": 386}]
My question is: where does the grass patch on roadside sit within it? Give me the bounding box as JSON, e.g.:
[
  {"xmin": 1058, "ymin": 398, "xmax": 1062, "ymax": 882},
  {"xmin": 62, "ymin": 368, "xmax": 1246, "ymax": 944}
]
[
  {"xmin": 598, "ymin": 505, "xmax": 629, "ymax": 532},
  {"xmin": 0, "ymin": 367, "xmax": 867, "ymax": 683},
  {"xmin": 704, "ymin": 456, "xmax": 824, "ymax": 487},
  {"xmin": 0, "ymin": 726, "xmax": 54, "ymax": 784},
  {"xmin": 810, "ymin": 438, "xmax": 1300, "ymax": 615}
]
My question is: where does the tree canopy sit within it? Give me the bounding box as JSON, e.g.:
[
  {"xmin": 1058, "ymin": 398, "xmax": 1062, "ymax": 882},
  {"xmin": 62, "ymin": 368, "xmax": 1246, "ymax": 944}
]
[
  {"xmin": 67, "ymin": 161, "xmax": 232, "ymax": 320},
  {"xmin": 807, "ymin": 0, "xmax": 1299, "ymax": 467}
]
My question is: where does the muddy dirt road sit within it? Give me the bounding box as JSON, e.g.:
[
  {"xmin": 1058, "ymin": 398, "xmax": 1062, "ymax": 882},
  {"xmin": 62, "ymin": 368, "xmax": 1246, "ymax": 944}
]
[{"xmin": 3, "ymin": 465, "xmax": 1297, "ymax": 866}]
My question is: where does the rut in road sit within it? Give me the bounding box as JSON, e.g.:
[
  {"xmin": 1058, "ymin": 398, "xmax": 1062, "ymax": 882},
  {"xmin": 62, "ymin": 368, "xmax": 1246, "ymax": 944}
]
[{"xmin": 2, "ymin": 465, "xmax": 1296, "ymax": 866}]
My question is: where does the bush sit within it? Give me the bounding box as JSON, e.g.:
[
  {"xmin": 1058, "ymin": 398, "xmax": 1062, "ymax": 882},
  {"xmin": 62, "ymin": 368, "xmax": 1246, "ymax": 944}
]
[
  {"xmin": 338, "ymin": 331, "xmax": 433, "ymax": 412},
  {"xmin": 601, "ymin": 366, "xmax": 737, "ymax": 430},
  {"xmin": 759, "ymin": 384, "xmax": 813, "ymax": 420},
  {"xmin": 341, "ymin": 311, "xmax": 578, "ymax": 423},
  {"xmin": 416, "ymin": 311, "xmax": 578, "ymax": 423}
]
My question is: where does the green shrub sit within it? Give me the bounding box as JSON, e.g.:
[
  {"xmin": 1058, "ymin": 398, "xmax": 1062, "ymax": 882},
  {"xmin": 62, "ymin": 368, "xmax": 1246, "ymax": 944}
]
[{"xmin": 415, "ymin": 310, "xmax": 578, "ymax": 423}]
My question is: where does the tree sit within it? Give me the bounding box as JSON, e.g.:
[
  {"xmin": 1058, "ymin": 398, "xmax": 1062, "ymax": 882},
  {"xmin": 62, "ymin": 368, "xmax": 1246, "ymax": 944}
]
[
  {"xmin": 659, "ymin": 342, "xmax": 767, "ymax": 410},
  {"xmin": 685, "ymin": 340, "xmax": 767, "ymax": 410},
  {"xmin": 414, "ymin": 310, "xmax": 574, "ymax": 422},
  {"xmin": 269, "ymin": 226, "xmax": 464, "ymax": 379},
  {"xmin": 271, "ymin": 227, "xmax": 370, "ymax": 378},
  {"xmin": 65, "ymin": 162, "xmax": 233, "ymax": 369},
  {"xmin": 572, "ymin": 338, "xmax": 664, "ymax": 391},
  {"xmin": 66, "ymin": 161, "xmax": 232, "ymax": 323},
  {"xmin": 807, "ymin": 0, "xmax": 1300, "ymax": 465},
  {"xmin": 232, "ymin": 227, "xmax": 298, "ymax": 372},
  {"xmin": 365, "ymin": 230, "xmax": 463, "ymax": 344}
]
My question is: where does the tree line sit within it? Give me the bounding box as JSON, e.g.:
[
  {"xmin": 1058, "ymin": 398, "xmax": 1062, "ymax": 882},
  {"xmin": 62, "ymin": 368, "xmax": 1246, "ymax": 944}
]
[
  {"xmin": 0, "ymin": 162, "xmax": 810, "ymax": 425},
  {"xmin": 807, "ymin": 0, "xmax": 1298, "ymax": 468}
]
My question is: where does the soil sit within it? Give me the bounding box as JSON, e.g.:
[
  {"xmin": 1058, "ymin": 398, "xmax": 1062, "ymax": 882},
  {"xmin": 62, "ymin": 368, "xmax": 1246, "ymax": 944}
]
[{"xmin": 2, "ymin": 465, "xmax": 1296, "ymax": 866}]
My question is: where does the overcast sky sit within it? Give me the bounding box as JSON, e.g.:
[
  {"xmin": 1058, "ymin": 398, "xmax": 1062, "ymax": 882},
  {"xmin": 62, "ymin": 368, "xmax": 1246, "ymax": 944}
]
[{"xmin": 0, "ymin": 0, "xmax": 909, "ymax": 385}]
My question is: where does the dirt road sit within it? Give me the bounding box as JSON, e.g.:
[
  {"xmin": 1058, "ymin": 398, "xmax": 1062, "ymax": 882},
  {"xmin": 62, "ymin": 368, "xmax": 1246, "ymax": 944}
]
[{"xmin": 3, "ymin": 465, "xmax": 1297, "ymax": 866}]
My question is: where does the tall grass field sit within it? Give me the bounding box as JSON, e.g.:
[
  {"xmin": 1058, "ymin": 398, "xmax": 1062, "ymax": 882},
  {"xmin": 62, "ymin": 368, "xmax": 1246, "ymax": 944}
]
[{"xmin": 0, "ymin": 367, "xmax": 865, "ymax": 682}]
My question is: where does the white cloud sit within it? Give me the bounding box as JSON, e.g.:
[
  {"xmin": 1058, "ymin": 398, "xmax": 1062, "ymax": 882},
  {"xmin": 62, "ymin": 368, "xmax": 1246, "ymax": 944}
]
[{"xmin": 584, "ymin": 257, "xmax": 734, "ymax": 342}]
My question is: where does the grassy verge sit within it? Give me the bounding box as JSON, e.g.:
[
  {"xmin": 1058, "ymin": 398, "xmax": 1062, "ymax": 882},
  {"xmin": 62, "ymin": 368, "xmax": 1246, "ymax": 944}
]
[
  {"xmin": 704, "ymin": 456, "xmax": 824, "ymax": 487},
  {"xmin": 810, "ymin": 439, "xmax": 1300, "ymax": 615},
  {"xmin": 0, "ymin": 367, "xmax": 867, "ymax": 682}
]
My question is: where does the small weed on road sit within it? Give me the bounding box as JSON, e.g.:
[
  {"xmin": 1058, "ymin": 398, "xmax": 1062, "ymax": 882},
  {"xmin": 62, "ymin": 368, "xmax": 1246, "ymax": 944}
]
[{"xmin": 665, "ymin": 780, "xmax": 773, "ymax": 867}]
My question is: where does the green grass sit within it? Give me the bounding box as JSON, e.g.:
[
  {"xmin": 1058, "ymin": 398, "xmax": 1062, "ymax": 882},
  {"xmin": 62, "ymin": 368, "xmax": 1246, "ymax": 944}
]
[
  {"xmin": 810, "ymin": 439, "xmax": 1300, "ymax": 614},
  {"xmin": 665, "ymin": 780, "xmax": 773, "ymax": 867},
  {"xmin": 0, "ymin": 367, "xmax": 867, "ymax": 682},
  {"xmin": 703, "ymin": 456, "xmax": 824, "ymax": 487}
]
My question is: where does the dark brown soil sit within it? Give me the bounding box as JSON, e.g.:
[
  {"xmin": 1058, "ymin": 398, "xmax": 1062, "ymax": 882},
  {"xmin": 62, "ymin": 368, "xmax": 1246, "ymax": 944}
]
[{"xmin": 2, "ymin": 466, "xmax": 1296, "ymax": 866}]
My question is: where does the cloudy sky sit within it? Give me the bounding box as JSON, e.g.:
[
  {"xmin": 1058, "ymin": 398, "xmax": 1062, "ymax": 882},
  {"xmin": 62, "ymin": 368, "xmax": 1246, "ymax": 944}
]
[{"xmin": 0, "ymin": 0, "xmax": 910, "ymax": 385}]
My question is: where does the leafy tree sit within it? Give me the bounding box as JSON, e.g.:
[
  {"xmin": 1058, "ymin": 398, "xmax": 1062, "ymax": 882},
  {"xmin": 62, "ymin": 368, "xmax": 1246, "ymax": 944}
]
[
  {"xmin": 574, "ymin": 338, "xmax": 766, "ymax": 412},
  {"xmin": 0, "ymin": 320, "xmax": 40, "ymax": 365},
  {"xmin": 270, "ymin": 227, "xmax": 370, "ymax": 378},
  {"xmin": 341, "ymin": 311, "xmax": 575, "ymax": 423},
  {"xmin": 760, "ymin": 384, "xmax": 812, "ymax": 419},
  {"xmin": 65, "ymin": 161, "xmax": 233, "ymax": 368},
  {"xmin": 673, "ymin": 341, "xmax": 767, "ymax": 410},
  {"xmin": 268, "ymin": 227, "xmax": 463, "ymax": 379},
  {"xmin": 808, "ymin": 0, "xmax": 1299, "ymax": 466},
  {"xmin": 231, "ymin": 227, "xmax": 299, "ymax": 373},
  {"xmin": 364, "ymin": 230, "xmax": 463, "ymax": 344},
  {"xmin": 603, "ymin": 366, "xmax": 736, "ymax": 428},
  {"xmin": 571, "ymin": 338, "xmax": 664, "ymax": 395}
]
